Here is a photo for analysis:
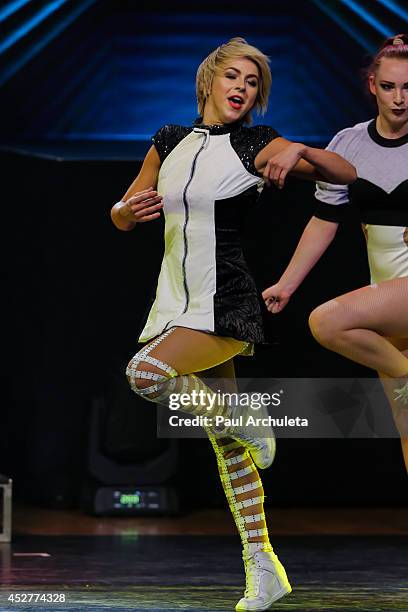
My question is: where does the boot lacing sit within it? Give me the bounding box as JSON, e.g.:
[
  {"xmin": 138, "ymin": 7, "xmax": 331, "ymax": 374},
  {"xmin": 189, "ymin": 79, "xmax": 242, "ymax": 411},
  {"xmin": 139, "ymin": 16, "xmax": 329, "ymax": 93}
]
[
  {"xmin": 394, "ymin": 382, "xmax": 408, "ymax": 405},
  {"xmin": 242, "ymin": 552, "xmax": 270, "ymax": 598}
]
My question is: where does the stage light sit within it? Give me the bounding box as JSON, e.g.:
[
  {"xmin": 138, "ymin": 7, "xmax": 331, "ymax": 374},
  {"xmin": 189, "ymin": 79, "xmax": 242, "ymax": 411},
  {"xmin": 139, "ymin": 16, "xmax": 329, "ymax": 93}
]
[{"xmin": 85, "ymin": 486, "xmax": 179, "ymax": 516}]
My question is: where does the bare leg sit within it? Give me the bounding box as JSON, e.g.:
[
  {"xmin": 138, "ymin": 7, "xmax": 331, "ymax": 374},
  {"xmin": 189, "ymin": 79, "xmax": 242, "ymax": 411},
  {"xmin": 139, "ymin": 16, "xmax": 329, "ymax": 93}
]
[
  {"xmin": 309, "ymin": 279, "xmax": 408, "ymax": 471},
  {"xmin": 378, "ymin": 337, "xmax": 408, "ymax": 474},
  {"xmin": 309, "ymin": 277, "xmax": 408, "ymax": 376}
]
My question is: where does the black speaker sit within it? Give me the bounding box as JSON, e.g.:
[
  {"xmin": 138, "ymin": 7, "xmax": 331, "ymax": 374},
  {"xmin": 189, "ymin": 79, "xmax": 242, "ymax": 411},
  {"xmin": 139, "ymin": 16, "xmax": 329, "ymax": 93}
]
[{"xmin": 81, "ymin": 374, "xmax": 179, "ymax": 515}]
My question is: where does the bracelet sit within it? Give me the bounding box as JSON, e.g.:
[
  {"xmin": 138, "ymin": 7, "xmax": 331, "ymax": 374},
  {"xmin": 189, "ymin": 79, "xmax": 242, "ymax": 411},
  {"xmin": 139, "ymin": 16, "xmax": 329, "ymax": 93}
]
[{"xmin": 117, "ymin": 200, "xmax": 131, "ymax": 218}]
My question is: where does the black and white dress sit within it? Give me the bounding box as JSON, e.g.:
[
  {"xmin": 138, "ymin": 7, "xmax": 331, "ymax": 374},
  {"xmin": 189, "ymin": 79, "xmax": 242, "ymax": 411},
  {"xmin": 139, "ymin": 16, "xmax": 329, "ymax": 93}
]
[
  {"xmin": 314, "ymin": 119, "xmax": 408, "ymax": 283},
  {"xmin": 138, "ymin": 120, "xmax": 280, "ymax": 349}
]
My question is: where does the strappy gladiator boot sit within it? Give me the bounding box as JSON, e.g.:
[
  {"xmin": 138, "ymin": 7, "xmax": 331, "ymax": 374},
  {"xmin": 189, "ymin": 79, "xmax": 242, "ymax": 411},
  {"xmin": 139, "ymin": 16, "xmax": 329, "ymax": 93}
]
[{"xmin": 214, "ymin": 395, "xmax": 276, "ymax": 469}]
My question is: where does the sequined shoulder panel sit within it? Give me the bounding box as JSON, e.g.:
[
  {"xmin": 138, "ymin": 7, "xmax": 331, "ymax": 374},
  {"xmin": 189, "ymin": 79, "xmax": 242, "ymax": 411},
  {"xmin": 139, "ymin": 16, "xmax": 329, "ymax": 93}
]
[
  {"xmin": 230, "ymin": 125, "xmax": 280, "ymax": 175},
  {"xmin": 151, "ymin": 125, "xmax": 192, "ymax": 163}
]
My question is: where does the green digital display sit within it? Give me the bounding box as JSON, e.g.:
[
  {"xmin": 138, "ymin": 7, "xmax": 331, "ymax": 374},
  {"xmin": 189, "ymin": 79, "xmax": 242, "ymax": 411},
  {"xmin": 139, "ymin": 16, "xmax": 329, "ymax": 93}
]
[{"xmin": 120, "ymin": 493, "xmax": 141, "ymax": 506}]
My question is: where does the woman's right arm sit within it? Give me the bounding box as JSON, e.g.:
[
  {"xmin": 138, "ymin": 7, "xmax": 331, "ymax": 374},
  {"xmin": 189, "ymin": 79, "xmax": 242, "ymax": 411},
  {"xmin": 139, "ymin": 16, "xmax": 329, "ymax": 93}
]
[
  {"xmin": 262, "ymin": 217, "xmax": 339, "ymax": 313},
  {"xmin": 262, "ymin": 127, "xmax": 352, "ymax": 312},
  {"xmin": 111, "ymin": 145, "xmax": 162, "ymax": 231}
]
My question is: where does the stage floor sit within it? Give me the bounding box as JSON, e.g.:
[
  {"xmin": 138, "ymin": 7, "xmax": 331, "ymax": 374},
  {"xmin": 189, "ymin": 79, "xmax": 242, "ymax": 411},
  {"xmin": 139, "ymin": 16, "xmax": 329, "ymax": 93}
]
[{"xmin": 0, "ymin": 507, "xmax": 407, "ymax": 611}]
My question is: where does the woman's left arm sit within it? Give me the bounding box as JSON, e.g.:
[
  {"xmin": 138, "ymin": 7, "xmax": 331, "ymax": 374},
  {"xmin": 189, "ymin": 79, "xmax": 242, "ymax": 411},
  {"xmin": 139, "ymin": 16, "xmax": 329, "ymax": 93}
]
[{"xmin": 254, "ymin": 137, "xmax": 356, "ymax": 189}]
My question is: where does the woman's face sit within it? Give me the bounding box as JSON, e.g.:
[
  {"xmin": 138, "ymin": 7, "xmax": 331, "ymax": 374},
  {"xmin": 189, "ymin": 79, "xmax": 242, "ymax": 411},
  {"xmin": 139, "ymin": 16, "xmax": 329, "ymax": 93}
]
[
  {"xmin": 369, "ymin": 57, "xmax": 408, "ymax": 130},
  {"xmin": 203, "ymin": 57, "xmax": 260, "ymax": 124}
]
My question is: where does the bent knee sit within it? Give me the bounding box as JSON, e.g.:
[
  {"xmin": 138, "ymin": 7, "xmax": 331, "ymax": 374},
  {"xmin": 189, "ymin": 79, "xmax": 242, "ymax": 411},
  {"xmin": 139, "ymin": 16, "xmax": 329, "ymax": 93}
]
[
  {"xmin": 308, "ymin": 300, "xmax": 345, "ymax": 347},
  {"xmin": 126, "ymin": 356, "xmax": 171, "ymax": 391}
]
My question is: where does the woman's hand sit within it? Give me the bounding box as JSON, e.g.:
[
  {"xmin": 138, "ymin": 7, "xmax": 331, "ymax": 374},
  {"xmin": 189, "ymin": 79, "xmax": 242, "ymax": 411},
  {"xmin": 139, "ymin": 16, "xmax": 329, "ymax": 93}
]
[
  {"xmin": 119, "ymin": 188, "xmax": 163, "ymax": 223},
  {"xmin": 262, "ymin": 284, "xmax": 292, "ymax": 313},
  {"xmin": 262, "ymin": 143, "xmax": 306, "ymax": 189}
]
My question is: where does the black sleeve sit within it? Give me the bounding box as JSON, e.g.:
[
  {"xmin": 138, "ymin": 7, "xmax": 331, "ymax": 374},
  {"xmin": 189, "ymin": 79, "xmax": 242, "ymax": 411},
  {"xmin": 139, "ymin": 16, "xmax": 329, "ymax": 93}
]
[
  {"xmin": 230, "ymin": 125, "xmax": 280, "ymax": 175},
  {"xmin": 151, "ymin": 124, "xmax": 190, "ymax": 164},
  {"xmin": 151, "ymin": 125, "xmax": 168, "ymax": 162},
  {"xmin": 314, "ymin": 199, "xmax": 349, "ymax": 223}
]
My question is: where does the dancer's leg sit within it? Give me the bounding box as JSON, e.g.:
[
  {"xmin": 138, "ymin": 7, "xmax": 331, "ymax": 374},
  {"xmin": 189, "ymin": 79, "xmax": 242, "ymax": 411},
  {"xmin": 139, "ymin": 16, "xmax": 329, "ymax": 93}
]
[
  {"xmin": 126, "ymin": 327, "xmax": 244, "ymax": 417},
  {"xmin": 202, "ymin": 360, "xmax": 291, "ymax": 610},
  {"xmin": 308, "ymin": 279, "xmax": 408, "ymax": 471},
  {"xmin": 134, "ymin": 327, "xmax": 245, "ymax": 377},
  {"xmin": 127, "ymin": 327, "xmax": 243, "ymax": 418},
  {"xmin": 126, "ymin": 326, "xmax": 275, "ymax": 468},
  {"xmin": 203, "ymin": 360, "xmax": 272, "ymax": 548},
  {"xmin": 378, "ymin": 337, "xmax": 408, "ymax": 473},
  {"xmin": 308, "ymin": 277, "xmax": 408, "ymax": 376},
  {"xmin": 127, "ymin": 330, "xmax": 289, "ymax": 608}
]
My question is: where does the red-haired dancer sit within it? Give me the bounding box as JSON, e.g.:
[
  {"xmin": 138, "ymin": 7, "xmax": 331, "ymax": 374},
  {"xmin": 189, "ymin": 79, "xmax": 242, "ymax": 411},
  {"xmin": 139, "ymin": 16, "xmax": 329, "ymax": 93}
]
[{"xmin": 263, "ymin": 35, "xmax": 408, "ymax": 473}]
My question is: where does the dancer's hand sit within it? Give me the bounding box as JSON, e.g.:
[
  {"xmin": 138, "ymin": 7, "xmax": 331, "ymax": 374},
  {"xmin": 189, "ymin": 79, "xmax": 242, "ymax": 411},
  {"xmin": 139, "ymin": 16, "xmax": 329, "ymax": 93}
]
[
  {"xmin": 119, "ymin": 188, "xmax": 163, "ymax": 222},
  {"xmin": 262, "ymin": 284, "xmax": 292, "ymax": 313},
  {"xmin": 262, "ymin": 143, "xmax": 305, "ymax": 189}
]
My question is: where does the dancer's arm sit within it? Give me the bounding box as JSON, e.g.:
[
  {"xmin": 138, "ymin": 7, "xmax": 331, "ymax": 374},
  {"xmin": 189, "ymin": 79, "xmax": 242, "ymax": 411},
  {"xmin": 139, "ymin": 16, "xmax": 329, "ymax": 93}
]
[
  {"xmin": 111, "ymin": 145, "xmax": 162, "ymax": 231},
  {"xmin": 262, "ymin": 127, "xmax": 352, "ymax": 310},
  {"xmin": 255, "ymin": 138, "xmax": 356, "ymax": 189},
  {"xmin": 262, "ymin": 217, "xmax": 339, "ymax": 313}
]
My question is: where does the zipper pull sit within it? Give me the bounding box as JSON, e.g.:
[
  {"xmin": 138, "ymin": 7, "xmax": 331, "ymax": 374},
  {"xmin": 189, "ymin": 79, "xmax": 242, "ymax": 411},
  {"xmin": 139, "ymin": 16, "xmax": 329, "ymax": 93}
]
[{"xmin": 193, "ymin": 127, "xmax": 210, "ymax": 148}]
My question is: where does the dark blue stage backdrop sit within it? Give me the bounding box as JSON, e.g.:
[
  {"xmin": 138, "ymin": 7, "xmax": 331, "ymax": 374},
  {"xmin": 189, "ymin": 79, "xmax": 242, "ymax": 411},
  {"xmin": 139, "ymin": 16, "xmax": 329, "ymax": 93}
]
[{"xmin": 2, "ymin": 0, "xmax": 407, "ymax": 148}]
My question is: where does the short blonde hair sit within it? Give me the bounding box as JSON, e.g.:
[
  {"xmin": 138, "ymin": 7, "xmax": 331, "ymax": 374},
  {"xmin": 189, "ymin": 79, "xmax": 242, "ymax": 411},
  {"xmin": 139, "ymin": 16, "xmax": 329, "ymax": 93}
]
[{"xmin": 196, "ymin": 37, "xmax": 271, "ymax": 124}]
